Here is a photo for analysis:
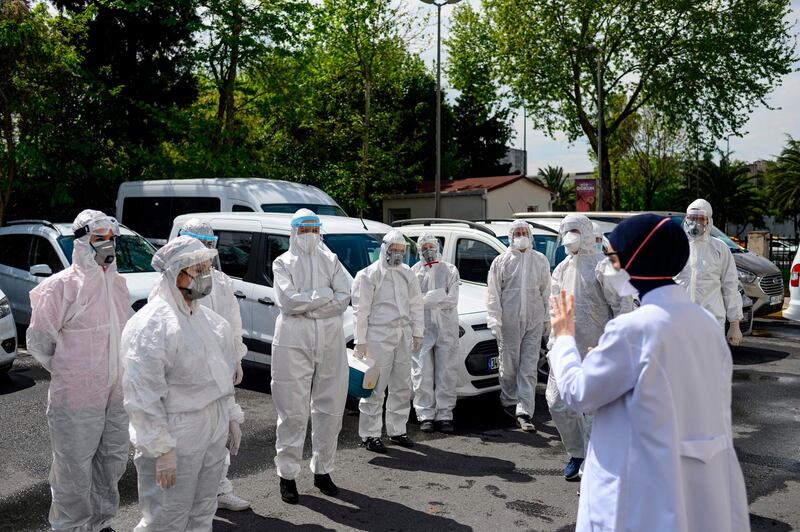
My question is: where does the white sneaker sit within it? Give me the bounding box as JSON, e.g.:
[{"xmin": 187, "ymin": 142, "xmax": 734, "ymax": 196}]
[{"xmin": 217, "ymin": 492, "xmax": 251, "ymax": 511}]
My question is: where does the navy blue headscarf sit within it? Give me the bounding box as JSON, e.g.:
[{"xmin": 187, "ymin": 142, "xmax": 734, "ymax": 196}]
[{"xmin": 608, "ymin": 214, "xmax": 690, "ymax": 296}]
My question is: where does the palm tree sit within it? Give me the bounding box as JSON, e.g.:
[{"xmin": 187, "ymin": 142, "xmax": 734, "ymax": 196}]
[
  {"xmin": 535, "ymin": 165, "xmax": 573, "ymax": 210},
  {"xmin": 767, "ymin": 137, "xmax": 800, "ymax": 238}
]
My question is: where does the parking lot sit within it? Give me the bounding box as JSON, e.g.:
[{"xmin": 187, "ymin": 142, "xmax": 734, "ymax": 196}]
[{"xmin": 1, "ymin": 316, "xmax": 799, "ymax": 532}]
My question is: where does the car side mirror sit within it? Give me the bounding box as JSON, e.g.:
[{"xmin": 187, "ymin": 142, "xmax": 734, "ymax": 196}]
[{"xmin": 30, "ymin": 264, "xmax": 53, "ymax": 277}]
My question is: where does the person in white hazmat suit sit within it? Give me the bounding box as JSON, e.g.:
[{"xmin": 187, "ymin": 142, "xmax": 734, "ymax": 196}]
[
  {"xmin": 178, "ymin": 219, "xmax": 250, "ymax": 512},
  {"xmin": 122, "ymin": 236, "xmax": 244, "ymax": 532},
  {"xmin": 674, "ymin": 198, "xmax": 743, "ymax": 345},
  {"xmin": 410, "ymin": 233, "xmax": 460, "ymax": 434},
  {"xmin": 352, "ymin": 230, "xmax": 424, "ymax": 453},
  {"xmin": 27, "ymin": 209, "xmax": 131, "ymax": 532},
  {"xmin": 546, "ymin": 214, "xmax": 632, "ymax": 481},
  {"xmin": 270, "ymin": 209, "xmax": 352, "ymax": 504},
  {"xmin": 486, "ymin": 220, "xmax": 551, "ymax": 432},
  {"xmin": 548, "ymin": 214, "xmax": 749, "ymax": 532}
]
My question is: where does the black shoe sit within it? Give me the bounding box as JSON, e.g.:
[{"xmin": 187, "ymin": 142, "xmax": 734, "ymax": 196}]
[
  {"xmin": 314, "ymin": 473, "xmax": 339, "ymax": 496},
  {"xmin": 389, "ymin": 434, "xmax": 414, "ymax": 448},
  {"xmin": 420, "ymin": 420, "xmax": 435, "ymax": 432},
  {"xmin": 516, "ymin": 415, "xmax": 536, "ymax": 433},
  {"xmin": 503, "ymin": 405, "xmax": 517, "ymax": 419},
  {"xmin": 279, "ymin": 477, "xmax": 299, "ymax": 504},
  {"xmin": 361, "ymin": 437, "xmax": 387, "ymax": 453},
  {"xmin": 436, "ymin": 420, "xmax": 455, "ymax": 433}
]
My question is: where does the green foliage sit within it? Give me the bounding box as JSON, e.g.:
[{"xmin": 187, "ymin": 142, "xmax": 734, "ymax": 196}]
[
  {"xmin": 766, "ymin": 136, "xmax": 800, "ymax": 236},
  {"xmin": 535, "ymin": 166, "xmax": 574, "ymax": 210}
]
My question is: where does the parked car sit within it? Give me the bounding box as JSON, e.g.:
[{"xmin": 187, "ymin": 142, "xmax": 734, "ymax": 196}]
[
  {"xmin": 117, "ymin": 178, "xmax": 347, "ymax": 246},
  {"xmin": 0, "ymin": 220, "xmax": 161, "ymax": 326},
  {"xmin": 783, "ymin": 247, "xmax": 800, "ymax": 322},
  {"xmin": 169, "ymin": 212, "xmax": 500, "ymax": 397},
  {"xmin": 0, "ymin": 287, "xmax": 17, "ymax": 373},
  {"xmin": 515, "ymin": 211, "xmax": 783, "ymax": 317}
]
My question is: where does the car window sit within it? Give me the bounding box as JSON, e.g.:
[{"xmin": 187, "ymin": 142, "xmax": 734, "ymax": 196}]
[
  {"xmin": 232, "ymin": 204, "xmax": 254, "ymax": 212},
  {"xmin": 122, "ymin": 196, "xmax": 221, "ymax": 241},
  {"xmin": 57, "ymin": 235, "xmax": 156, "ymax": 273},
  {"xmin": 0, "ymin": 234, "xmax": 33, "ymax": 270},
  {"xmin": 532, "ymin": 234, "xmax": 562, "ymax": 271},
  {"xmin": 216, "ymin": 231, "xmax": 253, "ymax": 279},
  {"xmin": 455, "ymin": 238, "xmax": 499, "ymax": 284},
  {"xmin": 261, "ymin": 203, "xmax": 347, "ymax": 217},
  {"xmin": 322, "ymin": 233, "xmax": 384, "ymax": 277},
  {"xmin": 263, "ymin": 234, "xmax": 290, "ymax": 285},
  {"xmin": 30, "ymin": 236, "xmax": 64, "ymax": 273}
]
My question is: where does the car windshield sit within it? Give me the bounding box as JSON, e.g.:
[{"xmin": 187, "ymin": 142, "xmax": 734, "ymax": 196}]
[
  {"xmin": 669, "ymin": 215, "xmax": 746, "ymax": 253},
  {"xmin": 322, "ymin": 233, "xmax": 418, "ymax": 277},
  {"xmin": 58, "ymin": 234, "xmax": 157, "ymax": 273},
  {"xmin": 534, "ymin": 234, "xmax": 566, "ymax": 271},
  {"xmin": 262, "ymin": 203, "xmax": 347, "ymax": 217}
]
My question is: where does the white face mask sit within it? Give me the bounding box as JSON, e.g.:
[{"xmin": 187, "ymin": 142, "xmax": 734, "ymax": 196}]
[
  {"xmin": 563, "ymin": 232, "xmax": 581, "ymax": 254},
  {"xmin": 512, "ymin": 235, "xmax": 530, "ymax": 250},
  {"xmin": 594, "ymin": 241, "xmax": 604, "ymax": 253},
  {"xmin": 600, "ymin": 258, "xmax": 638, "ymax": 298},
  {"xmin": 296, "ymin": 232, "xmax": 320, "ymax": 254}
]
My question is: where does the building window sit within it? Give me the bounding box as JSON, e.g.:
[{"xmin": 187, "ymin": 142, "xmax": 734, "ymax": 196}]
[
  {"xmin": 389, "ymin": 208, "xmax": 411, "ymax": 223},
  {"xmin": 527, "ymin": 205, "xmax": 539, "ymax": 212}
]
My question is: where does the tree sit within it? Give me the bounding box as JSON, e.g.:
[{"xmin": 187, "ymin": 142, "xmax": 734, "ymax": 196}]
[
  {"xmin": 535, "ymin": 166, "xmax": 573, "ymax": 210},
  {"xmin": 767, "ymin": 137, "xmax": 800, "ymax": 238},
  {"xmin": 481, "ymin": 0, "xmax": 797, "ymax": 209},
  {"xmin": 446, "ymin": 4, "xmax": 513, "ymax": 179}
]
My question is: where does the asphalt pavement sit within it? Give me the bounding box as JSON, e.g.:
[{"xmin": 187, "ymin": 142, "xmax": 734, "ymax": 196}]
[{"xmin": 1, "ymin": 317, "xmax": 798, "ymax": 531}]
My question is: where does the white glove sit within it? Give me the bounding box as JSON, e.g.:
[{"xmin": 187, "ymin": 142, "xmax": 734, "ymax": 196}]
[
  {"xmin": 491, "ymin": 327, "xmax": 503, "ymax": 344},
  {"xmin": 726, "ymin": 321, "xmax": 742, "ymax": 346},
  {"xmin": 314, "ymin": 287, "xmax": 334, "ymax": 302},
  {"xmin": 353, "ymin": 344, "xmax": 368, "ymax": 359},
  {"xmin": 412, "ymin": 336, "xmax": 423, "ymax": 352},
  {"xmin": 229, "ymin": 421, "xmax": 242, "ymax": 456},
  {"xmin": 155, "ymin": 449, "xmax": 177, "ymax": 489},
  {"xmin": 422, "ymin": 288, "xmax": 447, "ymax": 306},
  {"xmin": 233, "ymin": 360, "xmax": 243, "ymax": 386}
]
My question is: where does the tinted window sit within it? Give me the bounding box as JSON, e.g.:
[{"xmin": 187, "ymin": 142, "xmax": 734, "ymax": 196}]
[
  {"xmin": 455, "ymin": 238, "xmax": 499, "ymax": 284},
  {"xmin": 122, "ymin": 196, "xmax": 221, "ymax": 241},
  {"xmin": 232, "ymin": 204, "xmax": 254, "ymax": 212},
  {"xmin": 261, "ymin": 203, "xmax": 346, "ymax": 217},
  {"xmin": 323, "ymin": 234, "xmax": 383, "ymax": 277},
  {"xmin": 216, "ymin": 231, "xmax": 253, "ymax": 279},
  {"xmin": 264, "ymin": 234, "xmax": 290, "ymax": 285},
  {"xmin": 31, "ymin": 236, "xmax": 64, "ymax": 273},
  {"xmin": 57, "ymin": 235, "xmax": 157, "ymax": 273},
  {"xmin": 532, "ymin": 234, "xmax": 561, "ymax": 271},
  {"xmin": 0, "ymin": 234, "xmax": 33, "ymax": 270}
]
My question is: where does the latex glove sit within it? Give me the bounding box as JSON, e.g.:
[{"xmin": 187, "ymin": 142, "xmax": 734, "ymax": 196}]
[
  {"xmin": 491, "ymin": 327, "xmax": 503, "ymax": 344},
  {"xmin": 726, "ymin": 321, "xmax": 742, "ymax": 346},
  {"xmin": 233, "ymin": 360, "xmax": 243, "ymax": 386},
  {"xmin": 155, "ymin": 449, "xmax": 177, "ymax": 489},
  {"xmin": 412, "ymin": 336, "xmax": 423, "ymax": 352},
  {"xmin": 314, "ymin": 287, "xmax": 334, "ymax": 302},
  {"xmin": 353, "ymin": 344, "xmax": 368, "ymax": 359},
  {"xmin": 543, "ymin": 321, "xmax": 552, "ymax": 338},
  {"xmin": 229, "ymin": 421, "xmax": 242, "ymax": 456}
]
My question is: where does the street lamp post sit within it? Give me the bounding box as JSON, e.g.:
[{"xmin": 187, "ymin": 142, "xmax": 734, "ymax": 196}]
[
  {"xmin": 587, "ymin": 44, "xmax": 603, "ymax": 211},
  {"xmin": 421, "ymin": 0, "xmax": 462, "ymax": 218}
]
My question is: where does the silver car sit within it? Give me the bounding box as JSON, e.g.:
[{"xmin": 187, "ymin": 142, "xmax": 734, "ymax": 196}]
[{"xmin": 0, "ymin": 287, "xmax": 17, "ymax": 373}]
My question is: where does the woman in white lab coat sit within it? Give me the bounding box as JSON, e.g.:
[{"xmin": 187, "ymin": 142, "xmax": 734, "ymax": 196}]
[{"xmin": 548, "ymin": 214, "xmax": 750, "ymax": 532}]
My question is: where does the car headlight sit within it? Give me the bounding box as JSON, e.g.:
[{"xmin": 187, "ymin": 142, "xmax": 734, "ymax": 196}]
[
  {"xmin": 737, "ymin": 268, "xmax": 756, "ymax": 284},
  {"xmin": 0, "ymin": 298, "xmax": 10, "ymax": 320}
]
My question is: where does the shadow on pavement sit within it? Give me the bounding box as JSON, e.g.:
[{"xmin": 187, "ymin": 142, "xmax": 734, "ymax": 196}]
[
  {"xmin": 732, "ymin": 345, "xmax": 790, "ymax": 365},
  {"xmin": 367, "ymin": 442, "xmax": 534, "ymax": 483},
  {"xmin": 299, "ymin": 489, "xmax": 471, "ymax": 531},
  {"xmin": 750, "ymin": 513, "xmax": 793, "ymax": 531},
  {"xmin": 214, "ymin": 509, "xmax": 336, "ymax": 531},
  {"xmin": 0, "ymin": 368, "xmax": 36, "ymax": 396}
]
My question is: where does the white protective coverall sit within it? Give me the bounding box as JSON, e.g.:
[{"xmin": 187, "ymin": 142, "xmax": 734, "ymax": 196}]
[
  {"xmin": 179, "ymin": 218, "xmax": 247, "ymax": 498},
  {"xmin": 411, "ymin": 234, "xmax": 460, "ymax": 422},
  {"xmin": 549, "ymin": 284, "xmax": 750, "ymax": 532},
  {"xmin": 674, "ymin": 199, "xmax": 742, "ymax": 328},
  {"xmin": 546, "ymin": 215, "xmax": 632, "ymax": 459},
  {"xmin": 27, "ymin": 209, "xmax": 131, "ymax": 532},
  {"xmin": 352, "ymin": 230, "xmax": 424, "ymax": 438},
  {"xmin": 486, "ymin": 220, "xmax": 551, "ymax": 417},
  {"xmin": 271, "ymin": 209, "xmax": 352, "ymax": 480},
  {"xmin": 122, "ymin": 237, "xmax": 243, "ymax": 532}
]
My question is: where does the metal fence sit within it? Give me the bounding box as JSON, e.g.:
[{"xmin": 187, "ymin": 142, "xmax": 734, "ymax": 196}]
[{"xmin": 769, "ymin": 235, "xmax": 799, "ymax": 271}]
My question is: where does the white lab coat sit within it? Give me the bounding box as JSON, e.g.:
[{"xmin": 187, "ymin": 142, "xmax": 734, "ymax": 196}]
[{"xmin": 549, "ymin": 284, "xmax": 750, "ymax": 532}]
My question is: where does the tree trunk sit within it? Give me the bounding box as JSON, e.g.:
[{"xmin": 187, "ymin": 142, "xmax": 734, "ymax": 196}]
[
  {"xmin": 222, "ymin": 10, "xmax": 242, "ymax": 148},
  {"xmin": 359, "ymin": 76, "xmax": 371, "ymax": 217},
  {"xmin": 1, "ymin": 110, "xmax": 17, "ymax": 226},
  {"xmin": 600, "ymin": 143, "xmax": 612, "ymax": 210}
]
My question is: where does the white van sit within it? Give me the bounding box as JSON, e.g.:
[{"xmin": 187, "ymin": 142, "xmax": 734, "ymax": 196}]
[{"xmin": 117, "ymin": 178, "xmax": 346, "ymax": 246}]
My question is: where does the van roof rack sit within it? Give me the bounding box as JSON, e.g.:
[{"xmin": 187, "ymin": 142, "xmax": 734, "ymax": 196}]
[
  {"xmin": 4, "ymin": 219, "xmax": 61, "ymax": 233},
  {"xmin": 391, "ymin": 218, "xmax": 497, "ymax": 238}
]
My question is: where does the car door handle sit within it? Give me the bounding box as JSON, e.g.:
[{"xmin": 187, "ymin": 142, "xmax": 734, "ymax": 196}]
[
  {"xmin": 234, "ymin": 290, "xmax": 246, "ymax": 299},
  {"xmin": 258, "ymin": 297, "xmax": 275, "ymax": 306}
]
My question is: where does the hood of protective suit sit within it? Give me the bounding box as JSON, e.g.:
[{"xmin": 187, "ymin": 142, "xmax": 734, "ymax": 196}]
[
  {"xmin": 71, "ymin": 209, "xmax": 121, "ymax": 275},
  {"xmin": 150, "ymin": 236, "xmax": 219, "ymax": 316},
  {"xmin": 508, "ymin": 220, "xmax": 532, "ymax": 252},
  {"xmin": 417, "ymin": 233, "xmax": 441, "ymax": 264},
  {"xmin": 686, "ymin": 198, "xmax": 714, "ymax": 242},
  {"xmin": 289, "ymin": 208, "xmax": 323, "ymax": 256},
  {"xmin": 380, "ymin": 229, "xmax": 408, "ymax": 271},
  {"xmin": 609, "ymin": 214, "xmax": 689, "ymax": 296},
  {"xmin": 560, "ymin": 214, "xmax": 595, "ymax": 254}
]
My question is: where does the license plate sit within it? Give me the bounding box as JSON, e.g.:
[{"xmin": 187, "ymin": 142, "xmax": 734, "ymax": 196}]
[
  {"xmin": 488, "ymin": 356, "xmax": 499, "ymax": 370},
  {"xmin": 770, "ymin": 295, "xmax": 783, "ymax": 305}
]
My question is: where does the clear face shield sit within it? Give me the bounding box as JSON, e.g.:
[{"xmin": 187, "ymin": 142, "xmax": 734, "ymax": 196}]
[
  {"xmin": 384, "ymin": 242, "xmax": 408, "ymax": 267},
  {"xmin": 684, "ymin": 209, "xmax": 710, "ymax": 238},
  {"xmin": 75, "ymin": 217, "xmax": 121, "ymax": 267},
  {"xmin": 179, "ymin": 259, "xmax": 214, "ymax": 301}
]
